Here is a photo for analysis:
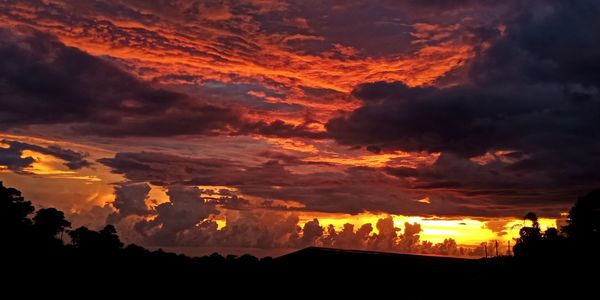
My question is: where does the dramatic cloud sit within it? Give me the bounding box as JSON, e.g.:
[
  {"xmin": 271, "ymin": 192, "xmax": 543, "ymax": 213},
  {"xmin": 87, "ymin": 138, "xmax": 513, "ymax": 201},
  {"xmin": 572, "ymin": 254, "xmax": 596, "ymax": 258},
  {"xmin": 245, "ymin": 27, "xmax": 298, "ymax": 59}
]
[
  {"xmin": 107, "ymin": 183, "xmax": 151, "ymax": 223},
  {"xmin": 0, "ymin": 140, "xmax": 91, "ymax": 173},
  {"xmin": 0, "ymin": 0, "xmax": 479, "ymax": 126},
  {"xmin": 135, "ymin": 186, "xmax": 219, "ymax": 245},
  {"xmin": 0, "ymin": 27, "xmax": 316, "ymax": 139},
  {"xmin": 210, "ymin": 210, "xmax": 300, "ymax": 249},
  {"xmin": 1, "ymin": 0, "xmax": 597, "ymax": 256},
  {"xmin": 333, "ymin": 0, "xmax": 600, "ymax": 150},
  {"xmin": 327, "ymin": 0, "xmax": 600, "ymax": 208},
  {"xmin": 98, "ymin": 152, "xmax": 244, "ymax": 186},
  {"xmin": 99, "ymin": 150, "xmax": 576, "ymax": 217},
  {"xmin": 98, "ymin": 151, "xmax": 445, "ymax": 216},
  {"xmin": 0, "ymin": 27, "xmax": 187, "ymax": 129},
  {"xmin": 101, "ymin": 185, "xmax": 476, "ymax": 255}
]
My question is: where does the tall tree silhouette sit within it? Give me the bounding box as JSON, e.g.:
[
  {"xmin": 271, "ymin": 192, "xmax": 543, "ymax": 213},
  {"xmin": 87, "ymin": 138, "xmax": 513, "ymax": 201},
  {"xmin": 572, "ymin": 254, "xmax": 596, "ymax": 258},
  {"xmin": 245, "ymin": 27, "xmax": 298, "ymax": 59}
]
[
  {"xmin": 562, "ymin": 190, "xmax": 600, "ymax": 241},
  {"xmin": 1, "ymin": 181, "xmax": 34, "ymax": 248},
  {"xmin": 69, "ymin": 224, "xmax": 123, "ymax": 255},
  {"xmin": 33, "ymin": 208, "xmax": 70, "ymax": 237},
  {"xmin": 562, "ymin": 190, "xmax": 600, "ymax": 255},
  {"xmin": 32, "ymin": 208, "xmax": 71, "ymax": 249},
  {"xmin": 513, "ymin": 212, "xmax": 543, "ymax": 258}
]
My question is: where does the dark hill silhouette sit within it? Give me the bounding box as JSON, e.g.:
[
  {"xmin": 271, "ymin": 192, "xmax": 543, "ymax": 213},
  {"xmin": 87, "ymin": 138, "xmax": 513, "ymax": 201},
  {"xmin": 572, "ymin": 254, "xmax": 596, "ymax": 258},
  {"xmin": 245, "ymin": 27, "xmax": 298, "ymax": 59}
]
[
  {"xmin": 278, "ymin": 246, "xmax": 477, "ymax": 264},
  {"xmin": 275, "ymin": 246, "xmax": 492, "ymax": 281}
]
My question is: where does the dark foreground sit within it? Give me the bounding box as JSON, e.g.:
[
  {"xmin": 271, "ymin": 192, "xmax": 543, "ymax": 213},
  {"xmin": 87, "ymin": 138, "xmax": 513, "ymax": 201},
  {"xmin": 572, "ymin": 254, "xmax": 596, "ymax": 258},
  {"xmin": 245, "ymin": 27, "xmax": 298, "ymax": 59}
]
[
  {"xmin": 4, "ymin": 246, "xmax": 596, "ymax": 298},
  {"xmin": 3, "ymin": 182, "xmax": 599, "ymax": 297}
]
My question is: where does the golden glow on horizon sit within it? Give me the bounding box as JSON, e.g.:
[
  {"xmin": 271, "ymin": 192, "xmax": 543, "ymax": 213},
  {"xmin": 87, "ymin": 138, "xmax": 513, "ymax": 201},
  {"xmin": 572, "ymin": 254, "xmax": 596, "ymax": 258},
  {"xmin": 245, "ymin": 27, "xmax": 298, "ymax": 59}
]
[
  {"xmin": 504, "ymin": 218, "xmax": 557, "ymax": 240},
  {"xmin": 298, "ymin": 212, "xmax": 559, "ymax": 246}
]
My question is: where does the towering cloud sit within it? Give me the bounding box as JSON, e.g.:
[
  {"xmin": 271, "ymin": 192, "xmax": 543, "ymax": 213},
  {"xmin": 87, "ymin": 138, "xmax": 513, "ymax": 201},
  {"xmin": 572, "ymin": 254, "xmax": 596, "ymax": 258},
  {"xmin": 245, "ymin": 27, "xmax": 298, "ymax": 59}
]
[
  {"xmin": 135, "ymin": 186, "xmax": 219, "ymax": 245},
  {"xmin": 107, "ymin": 183, "xmax": 151, "ymax": 223}
]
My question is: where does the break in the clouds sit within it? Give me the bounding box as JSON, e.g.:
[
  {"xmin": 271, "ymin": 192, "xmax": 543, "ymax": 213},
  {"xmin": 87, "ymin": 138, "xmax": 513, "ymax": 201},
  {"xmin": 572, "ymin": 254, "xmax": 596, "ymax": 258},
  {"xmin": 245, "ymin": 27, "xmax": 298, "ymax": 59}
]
[
  {"xmin": 0, "ymin": 140, "xmax": 91, "ymax": 173},
  {"xmin": 0, "ymin": 0, "xmax": 598, "ymax": 254}
]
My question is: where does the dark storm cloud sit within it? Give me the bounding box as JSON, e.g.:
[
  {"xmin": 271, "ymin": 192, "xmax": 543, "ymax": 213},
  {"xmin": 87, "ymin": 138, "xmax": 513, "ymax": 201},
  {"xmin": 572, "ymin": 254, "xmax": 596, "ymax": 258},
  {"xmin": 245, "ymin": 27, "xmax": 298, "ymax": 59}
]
[
  {"xmin": 386, "ymin": 153, "xmax": 580, "ymax": 217},
  {"xmin": 327, "ymin": 0, "xmax": 600, "ymax": 206},
  {"xmin": 328, "ymin": 81, "xmax": 590, "ymax": 157},
  {"xmin": 97, "ymin": 152, "xmax": 244, "ymax": 186},
  {"xmin": 329, "ymin": 0, "xmax": 600, "ymax": 154},
  {"xmin": 235, "ymin": 119, "xmax": 328, "ymax": 140},
  {"xmin": 99, "ymin": 151, "xmax": 532, "ymax": 217},
  {"xmin": 0, "ymin": 27, "xmax": 184, "ymax": 127},
  {"xmin": 0, "ymin": 140, "xmax": 91, "ymax": 172},
  {"xmin": 0, "ymin": 27, "xmax": 317, "ymax": 139}
]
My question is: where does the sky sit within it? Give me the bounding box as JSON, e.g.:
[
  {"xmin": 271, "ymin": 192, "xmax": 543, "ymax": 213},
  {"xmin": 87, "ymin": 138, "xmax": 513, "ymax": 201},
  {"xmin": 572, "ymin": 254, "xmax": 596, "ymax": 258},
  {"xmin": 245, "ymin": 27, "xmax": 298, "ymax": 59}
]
[{"xmin": 1, "ymin": 0, "xmax": 598, "ymax": 257}]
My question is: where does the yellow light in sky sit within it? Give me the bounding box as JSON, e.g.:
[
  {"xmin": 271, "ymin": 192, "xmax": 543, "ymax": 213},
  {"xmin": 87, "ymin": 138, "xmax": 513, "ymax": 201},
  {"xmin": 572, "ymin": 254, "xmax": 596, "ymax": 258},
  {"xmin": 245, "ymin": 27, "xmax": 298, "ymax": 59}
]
[
  {"xmin": 21, "ymin": 149, "xmax": 66, "ymax": 175},
  {"xmin": 504, "ymin": 218, "xmax": 557, "ymax": 240},
  {"xmin": 299, "ymin": 212, "xmax": 558, "ymax": 247}
]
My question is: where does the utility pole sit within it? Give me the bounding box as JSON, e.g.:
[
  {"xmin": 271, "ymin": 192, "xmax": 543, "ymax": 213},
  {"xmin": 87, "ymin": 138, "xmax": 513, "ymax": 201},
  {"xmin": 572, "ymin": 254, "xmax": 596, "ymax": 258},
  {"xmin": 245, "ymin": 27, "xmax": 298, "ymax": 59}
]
[
  {"xmin": 508, "ymin": 240, "xmax": 511, "ymax": 256},
  {"xmin": 484, "ymin": 244, "xmax": 488, "ymax": 258},
  {"xmin": 495, "ymin": 240, "xmax": 499, "ymax": 257}
]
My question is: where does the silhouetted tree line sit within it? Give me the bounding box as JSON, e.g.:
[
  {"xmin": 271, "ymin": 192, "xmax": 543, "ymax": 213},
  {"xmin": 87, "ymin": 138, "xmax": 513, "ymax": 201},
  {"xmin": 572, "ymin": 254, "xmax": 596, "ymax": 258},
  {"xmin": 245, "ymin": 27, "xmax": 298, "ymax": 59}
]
[
  {"xmin": 0, "ymin": 181, "xmax": 268, "ymax": 278},
  {"xmin": 2, "ymin": 180, "xmax": 599, "ymax": 291},
  {"xmin": 513, "ymin": 191, "xmax": 600, "ymax": 261}
]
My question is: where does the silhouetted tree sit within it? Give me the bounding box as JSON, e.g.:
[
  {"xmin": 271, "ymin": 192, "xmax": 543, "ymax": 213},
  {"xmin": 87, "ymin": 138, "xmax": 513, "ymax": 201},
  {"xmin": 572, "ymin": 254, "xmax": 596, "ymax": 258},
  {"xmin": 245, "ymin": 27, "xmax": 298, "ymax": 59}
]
[
  {"xmin": 0, "ymin": 181, "xmax": 34, "ymax": 228},
  {"xmin": 562, "ymin": 190, "xmax": 600, "ymax": 243},
  {"xmin": 3, "ymin": 180, "xmax": 598, "ymax": 291},
  {"xmin": 514, "ymin": 191, "xmax": 600, "ymax": 260},
  {"xmin": 514, "ymin": 212, "xmax": 543, "ymax": 258},
  {"xmin": 33, "ymin": 208, "xmax": 70, "ymax": 242},
  {"xmin": 524, "ymin": 212, "xmax": 539, "ymax": 228},
  {"xmin": 69, "ymin": 224, "xmax": 124, "ymax": 255},
  {"xmin": 1, "ymin": 181, "xmax": 35, "ymax": 249}
]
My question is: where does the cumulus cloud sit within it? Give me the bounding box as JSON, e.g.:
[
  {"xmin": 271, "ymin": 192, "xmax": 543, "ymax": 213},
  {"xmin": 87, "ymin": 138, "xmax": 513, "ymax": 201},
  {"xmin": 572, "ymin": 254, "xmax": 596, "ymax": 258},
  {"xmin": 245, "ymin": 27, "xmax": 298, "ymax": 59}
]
[
  {"xmin": 210, "ymin": 210, "xmax": 299, "ymax": 249},
  {"xmin": 293, "ymin": 218, "xmax": 324, "ymax": 247},
  {"xmin": 370, "ymin": 216, "xmax": 399, "ymax": 251},
  {"xmin": 0, "ymin": 140, "xmax": 91, "ymax": 173},
  {"xmin": 107, "ymin": 183, "xmax": 151, "ymax": 223},
  {"xmin": 99, "ymin": 181, "xmax": 472, "ymax": 254},
  {"xmin": 135, "ymin": 186, "xmax": 219, "ymax": 245},
  {"xmin": 398, "ymin": 222, "xmax": 422, "ymax": 253}
]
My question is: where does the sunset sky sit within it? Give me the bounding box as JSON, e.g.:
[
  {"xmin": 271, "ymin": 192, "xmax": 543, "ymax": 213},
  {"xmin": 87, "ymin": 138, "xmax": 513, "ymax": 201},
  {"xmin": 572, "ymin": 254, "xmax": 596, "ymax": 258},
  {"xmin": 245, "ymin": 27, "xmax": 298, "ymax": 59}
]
[{"xmin": 2, "ymin": 0, "xmax": 598, "ymax": 257}]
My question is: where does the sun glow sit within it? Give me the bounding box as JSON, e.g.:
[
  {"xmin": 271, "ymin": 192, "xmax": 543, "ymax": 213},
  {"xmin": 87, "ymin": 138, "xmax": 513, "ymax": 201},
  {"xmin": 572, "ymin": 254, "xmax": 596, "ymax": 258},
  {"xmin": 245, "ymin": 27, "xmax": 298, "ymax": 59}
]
[{"xmin": 298, "ymin": 212, "xmax": 559, "ymax": 247}]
